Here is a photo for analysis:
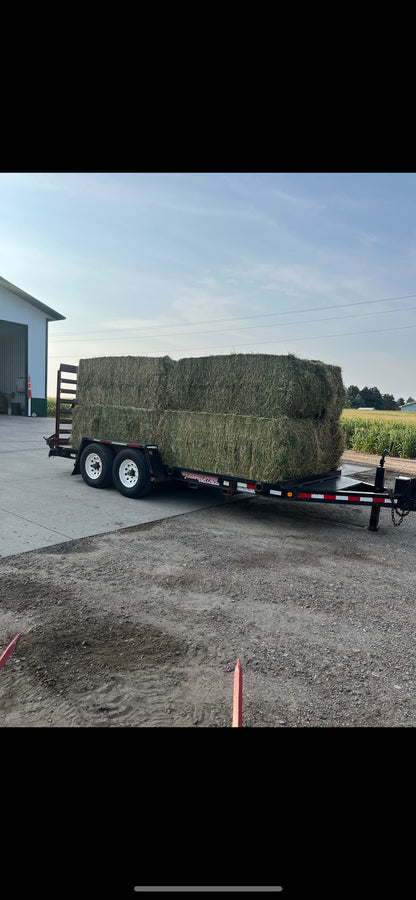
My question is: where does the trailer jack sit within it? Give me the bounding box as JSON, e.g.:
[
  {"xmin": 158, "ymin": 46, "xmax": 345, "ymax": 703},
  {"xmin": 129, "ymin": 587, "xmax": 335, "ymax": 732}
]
[{"xmin": 368, "ymin": 442, "xmax": 393, "ymax": 532}]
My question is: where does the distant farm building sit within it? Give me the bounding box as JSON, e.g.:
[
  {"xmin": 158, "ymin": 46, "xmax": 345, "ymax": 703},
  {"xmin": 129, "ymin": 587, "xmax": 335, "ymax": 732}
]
[
  {"xmin": 358, "ymin": 407, "xmax": 375, "ymax": 411},
  {"xmin": 400, "ymin": 401, "xmax": 416, "ymax": 412}
]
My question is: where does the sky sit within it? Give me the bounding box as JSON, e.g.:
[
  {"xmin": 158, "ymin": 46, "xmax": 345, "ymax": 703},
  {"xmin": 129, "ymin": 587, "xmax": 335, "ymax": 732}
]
[{"xmin": 1, "ymin": 171, "xmax": 416, "ymax": 401}]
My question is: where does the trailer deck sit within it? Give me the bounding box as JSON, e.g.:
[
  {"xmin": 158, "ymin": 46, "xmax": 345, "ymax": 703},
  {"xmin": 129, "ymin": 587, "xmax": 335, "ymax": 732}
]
[{"xmin": 45, "ymin": 363, "xmax": 416, "ymax": 532}]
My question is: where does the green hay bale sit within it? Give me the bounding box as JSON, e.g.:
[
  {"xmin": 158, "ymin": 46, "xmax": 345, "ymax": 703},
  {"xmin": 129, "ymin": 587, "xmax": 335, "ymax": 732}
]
[
  {"xmin": 71, "ymin": 405, "xmax": 163, "ymax": 451},
  {"xmin": 76, "ymin": 353, "xmax": 345, "ymax": 421},
  {"xmin": 166, "ymin": 353, "xmax": 345, "ymax": 420},
  {"xmin": 76, "ymin": 355, "xmax": 175, "ymax": 408},
  {"xmin": 158, "ymin": 409, "xmax": 322, "ymax": 481},
  {"xmin": 72, "ymin": 353, "xmax": 345, "ymax": 481},
  {"xmin": 72, "ymin": 403, "xmax": 345, "ymax": 482}
]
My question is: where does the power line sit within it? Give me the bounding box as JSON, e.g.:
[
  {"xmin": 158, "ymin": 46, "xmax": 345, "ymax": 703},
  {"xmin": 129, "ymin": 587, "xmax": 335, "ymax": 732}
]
[
  {"xmin": 48, "ymin": 292, "xmax": 416, "ymax": 340},
  {"xmin": 48, "ymin": 304, "xmax": 416, "ymax": 344},
  {"xmin": 48, "ymin": 319, "xmax": 416, "ymax": 359}
]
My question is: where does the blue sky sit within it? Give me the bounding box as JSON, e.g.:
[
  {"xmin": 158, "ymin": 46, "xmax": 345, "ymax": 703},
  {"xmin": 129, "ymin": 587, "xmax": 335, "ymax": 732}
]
[{"xmin": 1, "ymin": 171, "xmax": 416, "ymax": 400}]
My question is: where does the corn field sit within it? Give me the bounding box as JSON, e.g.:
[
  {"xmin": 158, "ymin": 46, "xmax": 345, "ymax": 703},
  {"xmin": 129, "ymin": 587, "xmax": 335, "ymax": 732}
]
[{"xmin": 341, "ymin": 409, "xmax": 416, "ymax": 458}]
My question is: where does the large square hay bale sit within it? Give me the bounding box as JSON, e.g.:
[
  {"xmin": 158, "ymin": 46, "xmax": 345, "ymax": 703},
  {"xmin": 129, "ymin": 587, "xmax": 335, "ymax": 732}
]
[
  {"xmin": 76, "ymin": 355, "xmax": 175, "ymax": 408},
  {"xmin": 166, "ymin": 353, "xmax": 344, "ymax": 420},
  {"xmin": 72, "ymin": 403, "xmax": 345, "ymax": 482},
  {"xmin": 71, "ymin": 404, "xmax": 162, "ymax": 451},
  {"xmin": 75, "ymin": 353, "xmax": 344, "ymax": 421}
]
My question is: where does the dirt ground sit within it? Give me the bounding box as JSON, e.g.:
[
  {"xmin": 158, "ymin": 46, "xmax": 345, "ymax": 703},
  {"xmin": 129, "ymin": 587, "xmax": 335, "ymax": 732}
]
[{"xmin": 1, "ymin": 450, "xmax": 416, "ymax": 727}]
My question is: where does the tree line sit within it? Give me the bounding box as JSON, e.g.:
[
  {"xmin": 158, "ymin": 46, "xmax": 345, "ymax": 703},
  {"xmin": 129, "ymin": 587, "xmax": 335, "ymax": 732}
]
[{"xmin": 345, "ymin": 386, "xmax": 415, "ymax": 410}]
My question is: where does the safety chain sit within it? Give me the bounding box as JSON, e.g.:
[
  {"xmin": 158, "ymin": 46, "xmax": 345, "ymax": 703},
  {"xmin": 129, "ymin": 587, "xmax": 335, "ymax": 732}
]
[{"xmin": 387, "ymin": 489, "xmax": 411, "ymax": 527}]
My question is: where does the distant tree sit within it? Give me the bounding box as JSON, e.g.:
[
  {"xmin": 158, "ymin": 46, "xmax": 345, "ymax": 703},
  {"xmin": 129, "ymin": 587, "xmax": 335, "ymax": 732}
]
[
  {"xmin": 360, "ymin": 386, "xmax": 384, "ymax": 409},
  {"xmin": 382, "ymin": 393, "xmax": 398, "ymax": 410},
  {"xmin": 359, "ymin": 386, "xmax": 370, "ymax": 406},
  {"xmin": 345, "ymin": 385, "xmax": 360, "ymax": 407},
  {"xmin": 351, "ymin": 392, "xmax": 364, "ymax": 408},
  {"xmin": 372, "ymin": 387, "xmax": 384, "ymax": 409},
  {"xmin": 345, "ymin": 384, "xmax": 407, "ymax": 409}
]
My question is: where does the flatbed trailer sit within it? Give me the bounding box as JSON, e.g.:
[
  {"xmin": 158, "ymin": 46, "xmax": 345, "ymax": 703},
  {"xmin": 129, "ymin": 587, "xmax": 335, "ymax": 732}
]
[{"xmin": 45, "ymin": 363, "xmax": 416, "ymax": 532}]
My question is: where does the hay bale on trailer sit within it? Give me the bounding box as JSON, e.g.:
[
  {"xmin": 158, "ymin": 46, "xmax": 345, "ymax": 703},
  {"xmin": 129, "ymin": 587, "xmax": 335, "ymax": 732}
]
[
  {"xmin": 166, "ymin": 353, "xmax": 345, "ymax": 421},
  {"xmin": 72, "ymin": 352, "xmax": 345, "ymax": 482},
  {"xmin": 71, "ymin": 405, "xmax": 163, "ymax": 452},
  {"xmin": 76, "ymin": 355, "xmax": 175, "ymax": 409},
  {"xmin": 158, "ymin": 408, "xmax": 344, "ymax": 481}
]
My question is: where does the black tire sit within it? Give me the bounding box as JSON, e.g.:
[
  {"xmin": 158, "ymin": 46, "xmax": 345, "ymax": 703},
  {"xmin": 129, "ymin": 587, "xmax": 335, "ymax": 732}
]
[
  {"xmin": 79, "ymin": 443, "xmax": 114, "ymax": 488},
  {"xmin": 112, "ymin": 449, "xmax": 152, "ymax": 498}
]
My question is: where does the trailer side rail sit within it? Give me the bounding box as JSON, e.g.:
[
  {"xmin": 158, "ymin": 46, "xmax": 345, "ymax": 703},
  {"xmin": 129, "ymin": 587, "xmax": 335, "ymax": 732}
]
[
  {"xmin": 175, "ymin": 468, "xmax": 399, "ymax": 507},
  {"xmin": 48, "ymin": 434, "xmax": 416, "ymax": 510}
]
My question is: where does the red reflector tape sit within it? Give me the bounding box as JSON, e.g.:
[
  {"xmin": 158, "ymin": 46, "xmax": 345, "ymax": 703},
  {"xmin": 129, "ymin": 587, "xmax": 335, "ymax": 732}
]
[
  {"xmin": 298, "ymin": 492, "xmax": 311, "ymax": 499},
  {"xmin": 324, "ymin": 494, "xmax": 336, "ymax": 500}
]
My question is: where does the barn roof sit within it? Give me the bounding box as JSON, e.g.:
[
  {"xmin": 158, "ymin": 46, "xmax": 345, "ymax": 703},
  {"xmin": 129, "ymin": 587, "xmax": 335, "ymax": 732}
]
[
  {"xmin": 400, "ymin": 401, "xmax": 416, "ymax": 410},
  {"xmin": 0, "ymin": 275, "xmax": 65, "ymax": 321}
]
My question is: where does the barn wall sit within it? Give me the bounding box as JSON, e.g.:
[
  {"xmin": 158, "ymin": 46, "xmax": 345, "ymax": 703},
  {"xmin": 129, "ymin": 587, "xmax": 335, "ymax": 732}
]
[{"xmin": 0, "ymin": 285, "xmax": 48, "ymax": 400}]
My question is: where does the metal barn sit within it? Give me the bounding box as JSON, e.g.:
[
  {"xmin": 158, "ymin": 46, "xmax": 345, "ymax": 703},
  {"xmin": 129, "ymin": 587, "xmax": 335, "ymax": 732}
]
[
  {"xmin": 400, "ymin": 401, "xmax": 416, "ymax": 412},
  {"xmin": 0, "ymin": 276, "xmax": 65, "ymax": 416}
]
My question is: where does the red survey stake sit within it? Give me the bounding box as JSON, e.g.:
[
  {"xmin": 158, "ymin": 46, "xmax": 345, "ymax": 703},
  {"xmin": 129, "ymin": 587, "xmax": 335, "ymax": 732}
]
[
  {"xmin": 0, "ymin": 635, "xmax": 20, "ymax": 671},
  {"xmin": 232, "ymin": 659, "xmax": 242, "ymax": 727}
]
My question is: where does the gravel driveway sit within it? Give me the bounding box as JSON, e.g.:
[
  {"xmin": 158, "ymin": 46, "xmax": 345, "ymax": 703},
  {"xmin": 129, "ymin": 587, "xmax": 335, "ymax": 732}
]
[{"xmin": 1, "ymin": 453, "xmax": 415, "ymax": 727}]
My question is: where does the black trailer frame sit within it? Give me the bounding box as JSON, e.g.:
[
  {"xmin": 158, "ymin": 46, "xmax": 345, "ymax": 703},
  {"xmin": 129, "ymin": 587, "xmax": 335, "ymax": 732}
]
[
  {"xmin": 45, "ymin": 363, "xmax": 416, "ymax": 532},
  {"xmin": 45, "ymin": 433, "xmax": 416, "ymax": 532}
]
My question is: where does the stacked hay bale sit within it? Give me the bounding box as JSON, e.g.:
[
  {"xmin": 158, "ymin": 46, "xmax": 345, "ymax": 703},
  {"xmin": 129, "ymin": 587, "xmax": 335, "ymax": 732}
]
[
  {"xmin": 71, "ymin": 353, "xmax": 345, "ymax": 482},
  {"xmin": 75, "ymin": 355, "xmax": 175, "ymax": 408}
]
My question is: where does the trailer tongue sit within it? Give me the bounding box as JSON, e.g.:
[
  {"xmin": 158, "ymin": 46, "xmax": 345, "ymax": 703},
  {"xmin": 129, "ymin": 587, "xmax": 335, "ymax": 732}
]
[{"xmin": 45, "ymin": 364, "xmax": 416, "ymax": 532}]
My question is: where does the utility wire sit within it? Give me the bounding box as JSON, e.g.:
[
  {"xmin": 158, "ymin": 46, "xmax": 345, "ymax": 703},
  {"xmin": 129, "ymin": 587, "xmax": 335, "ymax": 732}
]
[
  {"xmin": 48, "ymin": 304, "xmax": 416, "ymax": 344},
  {"xmin": 48, "ymin": 293, "xmax": 416, "ymax": 340},
  {"xmin": 48, "ymin": 319, "xmax": 416, "ymax": 359}
]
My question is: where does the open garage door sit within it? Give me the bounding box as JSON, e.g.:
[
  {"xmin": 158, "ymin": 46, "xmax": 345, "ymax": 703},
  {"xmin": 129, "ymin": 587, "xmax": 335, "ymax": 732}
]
[{"xmin": 0, "ymin": 320, "xmax": 28, "ymax": 415}]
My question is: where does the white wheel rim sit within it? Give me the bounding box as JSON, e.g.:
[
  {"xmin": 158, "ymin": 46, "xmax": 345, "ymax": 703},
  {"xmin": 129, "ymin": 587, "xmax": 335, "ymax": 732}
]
[
  {"xmin": 85, "ymin": 453, "xmax": 103, "ymax": 480},
  {"xmin": 119, "ymin": 459, "xmax": 139, "ymax": 488}
]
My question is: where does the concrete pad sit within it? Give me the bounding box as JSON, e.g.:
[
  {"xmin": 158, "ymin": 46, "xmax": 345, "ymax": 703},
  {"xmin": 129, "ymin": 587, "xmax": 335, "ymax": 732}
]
[{"xmin": 0, "ymin": 416, "xmax": 232, "ymax": 558}]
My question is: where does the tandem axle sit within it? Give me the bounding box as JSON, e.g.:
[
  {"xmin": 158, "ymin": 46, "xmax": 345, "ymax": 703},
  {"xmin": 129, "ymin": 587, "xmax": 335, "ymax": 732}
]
[{"xmin": 46, "ymin": 433, "xmax": 416, "ymax": 532}]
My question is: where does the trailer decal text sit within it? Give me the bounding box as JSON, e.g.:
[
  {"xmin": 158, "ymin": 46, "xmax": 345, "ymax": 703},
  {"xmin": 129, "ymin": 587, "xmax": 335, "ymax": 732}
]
[{"xmin": 181, "ymin": 471, "xmax": 220, "ymax": 486}]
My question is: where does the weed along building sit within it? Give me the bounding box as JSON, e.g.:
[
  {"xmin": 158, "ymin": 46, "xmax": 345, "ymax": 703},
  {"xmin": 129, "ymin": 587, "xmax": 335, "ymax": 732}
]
[{"xmin": 0, "ymin": 276, "xmax": 65, "ymax": 416}]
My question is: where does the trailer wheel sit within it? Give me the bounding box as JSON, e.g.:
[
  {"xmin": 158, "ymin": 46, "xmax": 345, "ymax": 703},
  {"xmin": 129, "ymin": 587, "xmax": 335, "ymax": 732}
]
[
  {"xmin": 112, "ymin": 449, "xmax": 152, "ymax": 498},
  {"xmin": 79, "ymin": 443, "xmax": 114, "ymax": 488}
]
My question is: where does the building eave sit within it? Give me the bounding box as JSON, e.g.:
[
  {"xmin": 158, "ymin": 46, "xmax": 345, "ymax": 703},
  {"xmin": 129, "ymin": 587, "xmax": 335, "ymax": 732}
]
[{"xmin": 0, "ymin": 275, "xmax": 65, "ymax": 322}]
